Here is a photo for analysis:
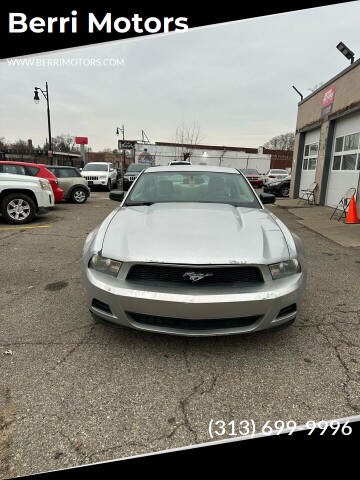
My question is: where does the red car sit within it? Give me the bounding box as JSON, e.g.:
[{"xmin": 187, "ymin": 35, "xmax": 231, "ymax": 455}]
[
  {"xmin": 0, "ymin": 161, "xmax": 64, "ymax": 202},
  {"xmin": 239, "ymin": 169, "xmax": 263, "ymax": 188}
]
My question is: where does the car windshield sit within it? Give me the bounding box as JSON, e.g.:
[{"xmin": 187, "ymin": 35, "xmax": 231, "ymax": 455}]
[
  {"xmin": 83, "ymin": 164, "xmax": 108, "ymax": 171},
  {"xmin": 125, "ymin": 171, "xmax": 261, "ymax": 208},
  {"xmin": 270, "ymin": 170, "xmax": 288, "ymax": 174},
  {"xmin": 126, "ymin": 164, "xmax": 145, "ymax": 173},
  {"xmin": 241, "ymin": 169, "xmax": 259, "ymax": 175}
]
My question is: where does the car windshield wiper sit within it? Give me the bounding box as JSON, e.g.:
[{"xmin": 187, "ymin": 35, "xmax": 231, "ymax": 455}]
[{"xmin": 125, "ymin": 201, "xmax": 155, "ymax": 206}]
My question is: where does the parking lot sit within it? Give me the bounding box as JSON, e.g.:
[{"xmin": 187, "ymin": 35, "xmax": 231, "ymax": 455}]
[{"xmin": 1, "ymin": 190, "xmax": 360, "ymax": 478}]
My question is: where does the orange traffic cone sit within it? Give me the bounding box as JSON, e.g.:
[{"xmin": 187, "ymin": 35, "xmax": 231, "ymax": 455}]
[{"xmin": 345, "ymin": 195, "xmax": 359, "ymax": 224}]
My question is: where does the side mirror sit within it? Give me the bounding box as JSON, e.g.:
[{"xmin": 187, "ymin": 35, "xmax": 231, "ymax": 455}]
[
  {"xmin": 260, "ymin": 193, "xmax": 276, "ymax": 204},
  {"xmin": 109, "ymin": 190, "xmax": 125, "ymax": 202}
]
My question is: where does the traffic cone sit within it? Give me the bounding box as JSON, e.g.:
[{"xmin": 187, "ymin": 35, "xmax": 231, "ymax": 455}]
[{"xmin": 345, "ymin": 195, "xmax": 359, "ymax": 224}]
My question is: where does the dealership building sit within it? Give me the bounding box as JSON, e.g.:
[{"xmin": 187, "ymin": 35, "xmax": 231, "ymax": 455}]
[{"xmin": 290, "ymin": 57, "xmax": 360, "ymax": 210}]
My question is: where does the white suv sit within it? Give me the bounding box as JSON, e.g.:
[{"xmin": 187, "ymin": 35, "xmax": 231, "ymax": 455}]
[
  {"xmin": 0, "ymin": 173, "xmax": 54, "ymax": 224},
  {"xmin": 81, "ymin": 162, "xmax": 117, "ymax": 191}
]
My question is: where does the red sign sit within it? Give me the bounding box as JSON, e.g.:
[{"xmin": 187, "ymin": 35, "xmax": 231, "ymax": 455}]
[
  {"xmin": 75, "ymin": 136, "xmax": 88, "ymax": 144},
  {"xmin": 321, "ymin": 85, "xmax": 335, "ymax": 116}
]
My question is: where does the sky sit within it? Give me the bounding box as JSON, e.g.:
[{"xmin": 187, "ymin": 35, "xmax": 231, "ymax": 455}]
[{"xmin": 1, "ymin": 2, "xmax": 360, "ymax": 151}]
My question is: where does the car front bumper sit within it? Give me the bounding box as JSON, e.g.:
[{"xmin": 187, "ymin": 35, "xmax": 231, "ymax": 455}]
[
  {"xmin": 84, "ymin": 178, "xmax": 109, "ymax": 187},
  {"xmin": 82, "ymin": 265, "xmax": 305, "ymax": 336}
]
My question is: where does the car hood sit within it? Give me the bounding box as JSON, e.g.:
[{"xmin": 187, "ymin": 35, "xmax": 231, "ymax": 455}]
[{"xmin": 101, "ymin": 203, "xmax": 290, "ymax": 265}]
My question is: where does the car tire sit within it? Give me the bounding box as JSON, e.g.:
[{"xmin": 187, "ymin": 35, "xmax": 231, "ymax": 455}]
[
  {"xmin": 1, "ymin": 193, "xmax": 36, "ymax": 224},
  {"xmin": 106, "ymin": 180, "xmax": 111, "ymax": 192},
  {"xmin": 280, "ymin": 186, "xmax": 290, "ymax": 197},
  {"xmin": 71, "ymin": 188, "xmax": 88, "ymax": 204}
]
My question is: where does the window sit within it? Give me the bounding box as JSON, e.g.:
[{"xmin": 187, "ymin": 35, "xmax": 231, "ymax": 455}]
[
  {"xmin": 308, "ymin": 158, "xmax": 317, "ymax": 170},
  {"xmin": 335, "ymin": 137, "xmax": 344, "ymax": 152},
  {"xmin": 303, "ymin": 142, "xmax": 318, "ymax": 170},
  {"xmin": 344, "ymin": 133, "xmax": 360, "ymax": 151},
  {"xmin": 26, "ymin": 166, "xmax": 40, "ymax": 176},
  {"xmin": 0, "ymin": 164, "xmax": 27, "ymax": 175},
  {"xmin": 126, "ymin": 164, "xmax": 145, "ymax": 173},
  {"xmin": 125, "ymin": 171, "xmax": 261, "ymax": 209},
  {"xmin": 332, "ymin": 132, "xmax": 360, "ymax": 171},
  {"xmin": 342, "ymin": 154, "xmax": 357, "ymax": 170},
  {"xmin": 82, "ymin": 163, "xmax": 108, "ymax": 172},
  {"xmin": 333, "ymin": 156, "xmax": 341, "ymax": 170}
]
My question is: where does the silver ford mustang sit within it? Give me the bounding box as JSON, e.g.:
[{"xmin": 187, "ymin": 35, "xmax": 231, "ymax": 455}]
[{"xmin": 82, "ymin": 166, "xmax": 306, "ymax": 336}]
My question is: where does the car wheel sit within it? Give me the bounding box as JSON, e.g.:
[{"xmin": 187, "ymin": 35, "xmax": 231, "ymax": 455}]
[
  {"xmin": 71, "ymin": 188, "xmax": 87, "ymax": 204},
  {"xmin": 280, "ymin": 186, "xmax": 290, "ymax": 197},
  {"xmin": 1, "ymin": 193, "xmax": 36, "ymax": 224},
  {"xmin": 106, "ymin": 180, "xmax": 111, "ymax": 192}
]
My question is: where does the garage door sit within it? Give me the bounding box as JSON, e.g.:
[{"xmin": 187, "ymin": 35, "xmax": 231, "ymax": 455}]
[
  {"xmin": 326, "ymin": 111, "xmax": 360, "ymax": 207},
  {"xmin": 299, "ymin": 128, "xmax": 320, "ymax": 193}
]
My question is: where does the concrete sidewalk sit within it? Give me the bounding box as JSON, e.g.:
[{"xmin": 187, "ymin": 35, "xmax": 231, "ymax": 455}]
[{"xmin": 272, "ymin": 198, "xmax": 360, "ymax": 247}]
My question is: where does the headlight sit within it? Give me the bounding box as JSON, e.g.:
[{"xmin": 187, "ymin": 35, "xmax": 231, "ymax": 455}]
[
  {"xmin": 269, "ymin": 259, "xmax": 301, "ymax": 279},
  {"xmin": 39, "ymin": 179, "xmax": 52, "ymax": 191},
  {"xmin": 89, "ymin": 254, "xmax": 122, "ymax": 277}
]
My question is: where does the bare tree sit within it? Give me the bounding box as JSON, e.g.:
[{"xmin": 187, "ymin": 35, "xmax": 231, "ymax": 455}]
[
  {"xmin": 174, "ymin": 122, "xmax": 203, "ymax": 160},
  {"xmin": 8, "ymin": 139, "xmax": 28, "ymax": 151},
  {"xmin": 264, "ymin": 132, "xmax": 295, "ymax": 151},
  {"xmin": 43, "ymin": 134, "xmax": 79, "ymax": 153}
]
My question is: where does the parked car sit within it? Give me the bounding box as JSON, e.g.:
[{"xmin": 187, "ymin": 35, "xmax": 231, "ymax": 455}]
[
  {"xmin": 0, "ymin": 161, "xmax": 64, "ymax": 202},
  {"xmin": 0, "ymin": 173, "xmax": 54, "ymax": 224},
  {"xmin": 262, "ymin": 169, "xmax": 289, "ymax": 185},
  {"xmin": 81, "ymin": 162, "xmax": 117, "ymax": 191},
  {"xmin": 82, "ymin": 165, "xmax": 306, "ymax": 337},
  {"xmin": 46, "ymin": 166, "xmax": 90, "ymax": 204},
  {"xmin": 263, "ymin": 175, "xmax": 291, "ymax": 197},
  {"xmin": 168, "ymin": 160, "xmax": 192, "ymax": 166},
  {"xmin": 239, "ymin": 169, "xmax": 263, "ymax": 188},
  {"xmin": 122, "ymin": 163, "xmax": 145, "ymax": 191}
]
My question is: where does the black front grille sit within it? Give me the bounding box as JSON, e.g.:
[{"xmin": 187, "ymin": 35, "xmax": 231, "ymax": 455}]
[
  {"xmin": 127, "ymin": 312, "xmax": 261, "ymax": 330},
  {"xmin": 126, "ymin": 264, "xmax": 263, "ymax": 286}
]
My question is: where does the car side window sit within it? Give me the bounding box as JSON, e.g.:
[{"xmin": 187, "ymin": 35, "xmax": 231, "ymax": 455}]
[
  {"xmin": 57, "ymin": 168, "xmax": 76, "ymax": 177},
  {"xmin": 26, "ymin": 166, "xmax": 40, "ymax": 176},
  {"xmin": 0, "ymin": 164, "xmax": 26, "ymax": 175}
]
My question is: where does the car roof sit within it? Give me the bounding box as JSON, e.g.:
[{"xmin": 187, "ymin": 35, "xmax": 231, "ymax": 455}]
[
  {"xmin": 0, "ymin": 160, "xmax": 45, "ymax": 167},
  {"xmin": 145, "ymin": 165, "xmax": 240, "ymax": 174},
  {"xmin": 46, "ymin": 165, "xmax": 76, "ymax": 168}
]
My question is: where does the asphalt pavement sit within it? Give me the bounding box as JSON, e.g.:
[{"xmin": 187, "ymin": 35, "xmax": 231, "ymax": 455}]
[{"xmin": 1, "ymin": 191, "xmax": 360, "ymax": 478}]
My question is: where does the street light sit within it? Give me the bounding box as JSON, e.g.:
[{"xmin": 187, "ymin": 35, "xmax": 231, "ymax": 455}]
[
  {"xmin": 336, "ymin": 41, "xmax": 355, "ymax": 64},
  {"xmin": 33, "ymin": 82, "xmax": 52, "ymax": 159}
]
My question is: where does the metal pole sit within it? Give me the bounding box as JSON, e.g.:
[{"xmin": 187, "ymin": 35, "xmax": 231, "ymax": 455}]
[
  {"xmin": 45, "ymin": 82, "xmax": 53, "ymax": 163},
  {"xmin": 122, "ymin": 125, "xmax": 126, "ymax": 171}
]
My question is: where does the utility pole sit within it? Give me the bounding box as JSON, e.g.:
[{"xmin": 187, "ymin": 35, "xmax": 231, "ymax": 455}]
[{"xmin": 34, "ymin": 81, "xmax": 53, "ymax": 163}]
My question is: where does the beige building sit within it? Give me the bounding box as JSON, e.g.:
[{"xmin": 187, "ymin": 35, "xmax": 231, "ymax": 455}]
[{"xmin": 290, "ymin": 58, "xmax": 360, "ymax": 211}]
